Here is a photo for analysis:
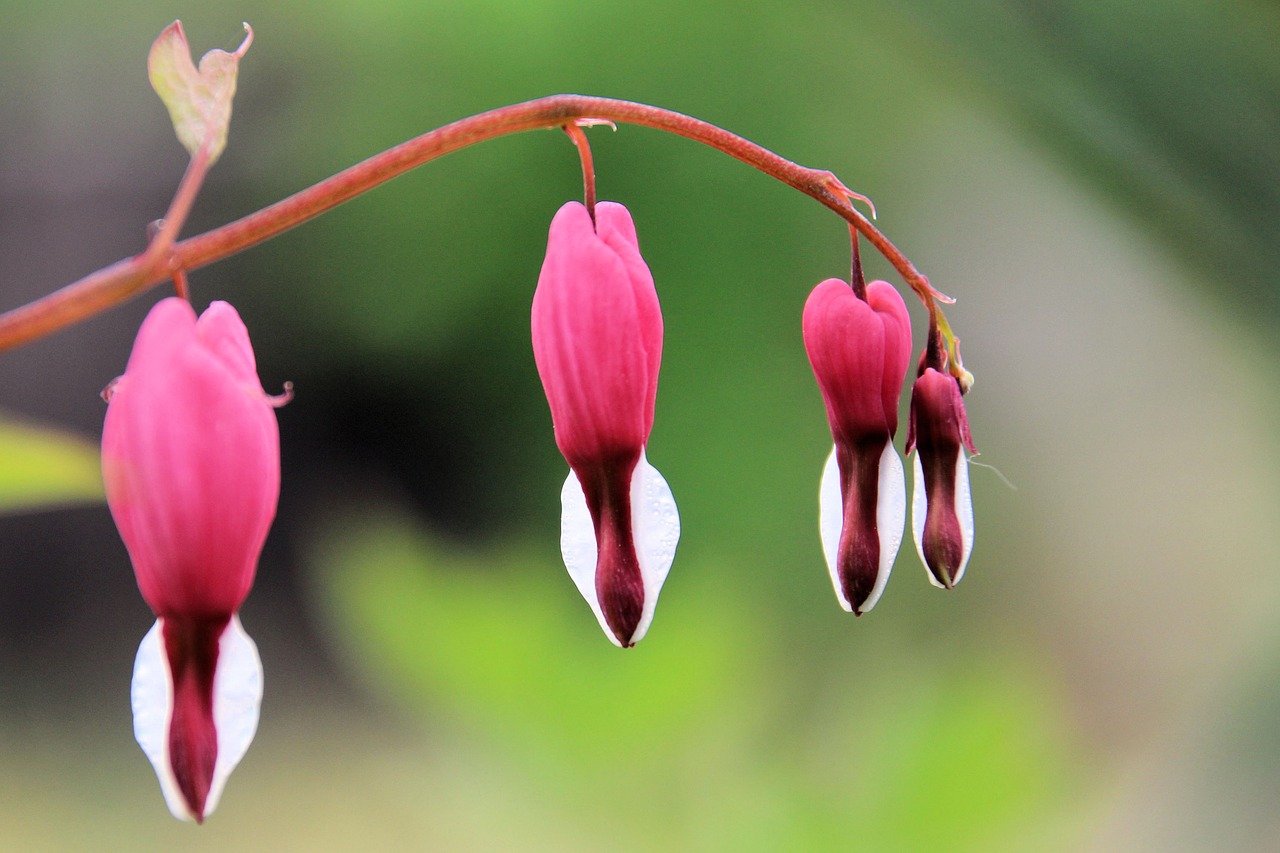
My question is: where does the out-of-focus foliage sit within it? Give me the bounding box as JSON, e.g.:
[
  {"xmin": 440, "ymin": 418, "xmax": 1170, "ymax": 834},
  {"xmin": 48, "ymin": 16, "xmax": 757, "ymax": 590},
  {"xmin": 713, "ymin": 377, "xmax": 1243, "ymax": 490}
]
[
  {"xmin": 311, "ymin": 515, "xmax": 1076, "ymax": 851},
  {"xmin": 0, "ymin": 416, "xmax": 102, "ymax": 512},
  {"xmin": 895, "ymin": 0, "xmax": 1280, "ymax": 320}
]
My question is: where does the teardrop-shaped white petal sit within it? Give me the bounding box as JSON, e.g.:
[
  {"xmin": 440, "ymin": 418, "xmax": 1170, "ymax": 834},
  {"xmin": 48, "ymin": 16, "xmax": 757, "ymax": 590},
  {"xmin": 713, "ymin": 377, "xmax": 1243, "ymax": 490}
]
[
  {"xmin": 559, "ymin": 448, "xmax": 680, "ymax": 646},
  {"xmin": 874, "ymin": 441, "xmax": 908, "ymax": 608},
  {"xmin": 952, "ymin": 450, "xmax": 974, "ymax": 585},
  {"xmin": 818, "ymin": 446, "xmax": 845, "ymax": 608},
  {"xmin": 629, "ymin": 449, "xmax": 680, "ymax": 643},
  {"xmin": 910, "ymin": 452, "xmax": 934, "ymax": 586},
  {"xmin": 131, "ymin": 620, "xmax": 188, "ymax": 820},
  {"xmin": 205, "ymin": 615, "xmax": 263, "ymax": 817},
  {"xmin": 817, "ymin": 442, "xmax": 906, "ymax": 613},
  {"xmin": 911, "ymin": 449, "xmax": 975, "ymax": 587},
  {"xmin": 130, "ymin": 616, "xmax": 263, "ymax": 821},
  {"xmin": 560, "ymin": 468, "xmax": 604, "ymax": 635}
]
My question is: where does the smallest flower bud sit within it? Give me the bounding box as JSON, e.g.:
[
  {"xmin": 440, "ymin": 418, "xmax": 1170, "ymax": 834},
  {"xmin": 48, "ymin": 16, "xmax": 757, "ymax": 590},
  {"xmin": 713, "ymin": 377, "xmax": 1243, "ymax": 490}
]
[{"xmin": 906, "ymin": 350, "xmax": 977, "ymax": 589}]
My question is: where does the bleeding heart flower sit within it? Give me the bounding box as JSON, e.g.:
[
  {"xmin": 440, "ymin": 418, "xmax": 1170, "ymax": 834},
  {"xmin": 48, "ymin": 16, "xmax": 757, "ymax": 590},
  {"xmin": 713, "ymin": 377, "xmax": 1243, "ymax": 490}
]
[
  {"xmin": 531, "ymin": 201, "xmax": 679, "ymax": 647},
  {"xmin": 907, "ymin": 355, "xmax": 976, "ymax": 589},
  {"xmin": 102, "ymin": 297, "xmax": 278, "ymax": 822},
  {"xmin": 803, "ymin": 278, "xmax": 912, "ymax": 613}
]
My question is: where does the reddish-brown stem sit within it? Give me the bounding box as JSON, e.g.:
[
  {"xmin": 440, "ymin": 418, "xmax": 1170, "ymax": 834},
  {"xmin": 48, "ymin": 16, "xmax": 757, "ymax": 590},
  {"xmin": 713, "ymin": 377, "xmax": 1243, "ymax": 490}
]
[
  {"xmin": 849, "ymin": 225, "xmax": 867, "ymax": 302},
  {"xmin": 172, "ymin": 269, "xmax": 191, "ymax": 302},
  {"xmin": 563, "ymin": 123, "xmax": 598, "ymax": 222},
  {"xmin": 149, "ymin": 144, "xmax": 212, "ymax": 263},
  {"xmin": 0, "ymin": 95, "xmax": 936, "ymax": 351}
]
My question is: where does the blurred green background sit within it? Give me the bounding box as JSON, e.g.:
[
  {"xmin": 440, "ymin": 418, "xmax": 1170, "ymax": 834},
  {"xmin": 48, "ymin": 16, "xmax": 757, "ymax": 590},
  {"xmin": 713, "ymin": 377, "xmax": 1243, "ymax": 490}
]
[{"xmin": 1, "ymin": 0, "xmax": 1278, "ymax": 849}]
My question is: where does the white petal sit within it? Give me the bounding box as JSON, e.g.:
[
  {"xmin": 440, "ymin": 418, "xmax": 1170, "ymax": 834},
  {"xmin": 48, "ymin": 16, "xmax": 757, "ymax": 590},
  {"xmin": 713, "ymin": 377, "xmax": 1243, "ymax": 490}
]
[
  {"xmin": 559, "ymin": 449, "xmax": 680, "ymax": 646},
  {"xmin": 911, "ymin": 449, "xmax": 975, "ymax": 588},
  {"xmin": 818, "ymin": 447, "xmax": 846, "ymax": 609},
  {"xmin": 560, "ymin": 468, "xmax": 609, "ymax": 640},
  {"xmin": 205, "ymin": 615, "xmax": 263, "ymax": 818},
  {"xmin": 818, "ymin": 442, "xmax": 906, "ymax": 613},
  {"xmin": 131, "ymin": 620, "xmax": 189, "ymax": 821},
  {"xmin": 911, "ymin": 452, "xmax": 936, "ymax": 586},
  {"xmin": 872, "ymin": 441, "xmax": 907, "ymax": 610},
  {"xmin": 130, "ymin": 616, "xmax": 263, "ymax": 821},
  {"xmin": 952, "ymin": 451, "xmax": 975, "ymax": 585},
  {"xmin": 628, "ymin": 449, "xmax": 680, "ymax": 643}
]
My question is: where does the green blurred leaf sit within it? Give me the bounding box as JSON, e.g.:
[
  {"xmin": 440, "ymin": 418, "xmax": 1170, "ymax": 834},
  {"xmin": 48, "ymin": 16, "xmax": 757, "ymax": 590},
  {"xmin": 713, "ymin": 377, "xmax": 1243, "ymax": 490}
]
[
  {"xmin": 848, "ymin": 664, "xmax": 1080, "ymax": 851},
  {"xmin": 311, "ymin": 516, "xmax": 758, "ymax": 776},
  {"xmin": 310, "ymin": 513, "xmax": 1081, "ymax": 849},
  {"xmin": 0, "ymin": 416, "xmax": 103, "ymax": 512}
]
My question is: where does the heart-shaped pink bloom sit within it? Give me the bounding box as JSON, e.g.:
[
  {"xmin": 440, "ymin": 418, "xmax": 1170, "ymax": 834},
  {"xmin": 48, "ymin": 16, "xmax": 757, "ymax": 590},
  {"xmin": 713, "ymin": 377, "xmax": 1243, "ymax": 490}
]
[
  {"xmin": 532, "ymin": 202, "xmax": 679, "ymax": 647},
  {"xmin": 803, "ymin": 279, "xmax": 912, "ymax": 613},
  {"xmin": 103, "ymin": 297, "xmax": 277, "ymax": 822}
]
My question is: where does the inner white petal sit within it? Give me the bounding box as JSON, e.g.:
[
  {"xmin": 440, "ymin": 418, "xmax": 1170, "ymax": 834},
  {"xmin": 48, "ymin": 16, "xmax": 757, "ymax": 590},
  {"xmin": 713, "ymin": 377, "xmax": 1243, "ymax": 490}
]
[
  {"xmin": 952, "ymin": 451, "xmax": 975, "ymax": 586},
  {"xmin": 560, "ymin": 468, "xmax": 612, "ymax": 643},
  {"xmin": 628, "ymin": 449, "xmax": 680, "ymax": 644},
  {"xmin": 204, "ymin": 615, "xmax": 263, "ymax": 819},
  {"xmin": 864, "ymin": 440, "xmax": 905, "ymax": 613},
  {"xmin": 911, "ymin": 449, "xmax": 973, "ymax": 588},
  {"xmin": 130, "ymin": 616, "xmax": 263, "ymax": 822},
  {"xmin": 817, "ymin": 442, "xmax": 905, "ymax": 614},
  {"xmin": 132, "ymin": 619, "xmax": 190, "ymax": 822},
  {"xmin": 558, "ymin": 449, "xmax": 680, "ymax": 646},
  {"xmin": 818, "ymin": 446, "xmax": 851, "ymax": 611}
]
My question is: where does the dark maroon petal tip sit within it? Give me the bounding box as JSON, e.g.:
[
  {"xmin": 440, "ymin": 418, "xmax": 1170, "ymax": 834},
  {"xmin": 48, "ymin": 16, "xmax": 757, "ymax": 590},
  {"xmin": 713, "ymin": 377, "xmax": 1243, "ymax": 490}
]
[{"xmin": 162, "ymin": 615, "xmax": 231, "ymax": 823}]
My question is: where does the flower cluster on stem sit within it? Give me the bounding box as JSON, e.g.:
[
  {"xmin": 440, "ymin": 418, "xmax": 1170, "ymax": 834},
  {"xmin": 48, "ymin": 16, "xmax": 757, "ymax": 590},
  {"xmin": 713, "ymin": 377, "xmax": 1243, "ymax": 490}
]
[
  {"xmin": 803, "ymin": 231, "xmax": 977, "ymax": 612},
  {"xmin": 0, "ymin": 20, "xmax": 985, "ymax": 820}
]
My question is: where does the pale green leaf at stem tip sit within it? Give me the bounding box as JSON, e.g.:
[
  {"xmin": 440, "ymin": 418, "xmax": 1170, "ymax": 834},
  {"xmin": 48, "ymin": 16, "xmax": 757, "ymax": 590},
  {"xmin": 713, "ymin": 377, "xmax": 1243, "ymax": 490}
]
[{"xmin": 147, "ymin": 20, "xmax": 253, "ymax": 165}]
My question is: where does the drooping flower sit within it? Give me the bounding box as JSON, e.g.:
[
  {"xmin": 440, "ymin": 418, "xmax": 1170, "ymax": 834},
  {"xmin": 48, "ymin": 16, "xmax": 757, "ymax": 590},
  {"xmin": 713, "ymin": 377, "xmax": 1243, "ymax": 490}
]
[
  {"xmin": 102, "ymin": 297, "xmax": 279, "ymax": 822},
  {"xmin": 531, "ymin": 201, "xmax": 679, "ymax": 648},
  {"xmin": 802, "ymin": 278, "xmax": 912, "ymax": 613},
  {"xmin": 907, "ymin": 342, "xmax": 976, "ymax": 589}
]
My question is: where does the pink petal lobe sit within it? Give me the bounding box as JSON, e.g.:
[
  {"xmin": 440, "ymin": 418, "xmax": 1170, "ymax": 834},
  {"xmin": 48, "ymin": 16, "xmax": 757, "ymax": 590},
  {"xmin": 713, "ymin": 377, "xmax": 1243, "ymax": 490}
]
[
  {"xmin": 594, "ymin": 202, "xmax": 662, "ymax": 430},
  {"xmin": 103, "ymin": 298, "xmax": 279, "ymax": 617},
  {"xmin": 531, "ymin": 202, "xmax": 660, "ymax": 465},
  {"xmin": 803, "ymin": 280, "xmax": 890, "ymax": 443},
  {"xmin": 196, "ymin": 300, "xmax": 262, "ymax": 389},
  {"xmin": 865, "ymin": 281, "xmax": 912, "ymax": 435}
]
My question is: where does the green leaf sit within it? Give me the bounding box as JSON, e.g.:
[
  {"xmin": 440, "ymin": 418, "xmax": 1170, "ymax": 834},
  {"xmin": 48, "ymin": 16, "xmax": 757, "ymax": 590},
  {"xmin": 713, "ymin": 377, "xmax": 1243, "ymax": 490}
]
[
  {"xmin": 0, "ymin": 416, "xmax": 103, "ymax": 513},
  {"xmin": 148, "ymin": 20, "xmax": 252, "ymax": 164}
]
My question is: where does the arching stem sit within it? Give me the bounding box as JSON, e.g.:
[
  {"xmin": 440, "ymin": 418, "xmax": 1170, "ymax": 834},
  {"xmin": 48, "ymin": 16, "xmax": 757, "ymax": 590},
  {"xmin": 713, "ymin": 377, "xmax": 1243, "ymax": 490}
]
[{"xmin": 0, "ymin": 95, "xmax": 944, "ymax": 351}]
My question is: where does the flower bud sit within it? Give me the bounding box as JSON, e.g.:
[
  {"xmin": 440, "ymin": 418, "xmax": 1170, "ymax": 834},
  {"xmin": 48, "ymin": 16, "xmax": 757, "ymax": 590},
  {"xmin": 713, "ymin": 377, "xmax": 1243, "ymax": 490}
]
[
  {"xmin": 102, "ymin": 297, "xmax": 277, "ymax": 822},
  {"xmin": 803, "ymin": 279, "xmax": 912, "ymax": 613},
  {"xmin": 531, "ymin": 201, "xmax": 679, "ymax": 647},
  {"xmin": 906, "ymin": 365, "xmax": 976, "ymax": 589}
]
